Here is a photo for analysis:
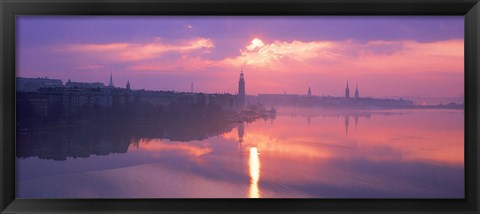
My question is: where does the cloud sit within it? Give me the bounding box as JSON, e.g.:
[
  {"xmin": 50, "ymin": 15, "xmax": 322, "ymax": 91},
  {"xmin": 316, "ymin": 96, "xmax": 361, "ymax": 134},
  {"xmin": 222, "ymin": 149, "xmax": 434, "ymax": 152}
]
[
  {"xmin": 60, "ymin": 37, "xmax": 214, "ymax": 62},
  {"xmin": 246, "ymin": 38, "xmax": 265, "ymax": 51},
  {"xmin": 223, "ymin": 39, "xmax": 337, "ymax": 69},
  {"xmin": 222, "ymin": 38, "xmax": 463, "ymax": 75},
  {"xmin": 56, "ymin": 36, "xmax": 463, "ymax": 77}
]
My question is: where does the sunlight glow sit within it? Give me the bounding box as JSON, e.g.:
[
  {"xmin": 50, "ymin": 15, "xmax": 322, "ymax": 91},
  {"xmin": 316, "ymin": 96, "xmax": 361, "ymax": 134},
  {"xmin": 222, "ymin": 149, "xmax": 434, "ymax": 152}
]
[{"xmin": 247, "ymin": 38, "xmax": 265, "ymax": 51}]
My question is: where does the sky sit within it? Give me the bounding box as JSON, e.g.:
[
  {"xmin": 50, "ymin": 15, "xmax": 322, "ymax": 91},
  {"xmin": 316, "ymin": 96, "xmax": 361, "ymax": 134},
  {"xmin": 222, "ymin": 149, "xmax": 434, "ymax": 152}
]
[{"xmin": 17, "ymin": 16, "xmax": 464, "ymax": 98}]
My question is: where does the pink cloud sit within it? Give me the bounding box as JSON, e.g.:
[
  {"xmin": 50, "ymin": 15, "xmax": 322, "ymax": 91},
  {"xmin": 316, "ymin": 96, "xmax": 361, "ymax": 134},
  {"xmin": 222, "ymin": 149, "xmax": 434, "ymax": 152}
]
[
  {"xmin": 60, "ymin": 37, "xmax": 214, "ymax": 62},
  {"xmin": 222, "ymin": 39, "xmax": 338, "ymax": 69},
  {"xmin": 65, "ymin": 43, "xmax": 130, "ymax": 52},
  {"xmin": 222, "ymin": 38, "xmax": 463, "ymax": 75},
  {"xmin": 58, "ymin": 37, "xmax": 463, "ymax": 77}
]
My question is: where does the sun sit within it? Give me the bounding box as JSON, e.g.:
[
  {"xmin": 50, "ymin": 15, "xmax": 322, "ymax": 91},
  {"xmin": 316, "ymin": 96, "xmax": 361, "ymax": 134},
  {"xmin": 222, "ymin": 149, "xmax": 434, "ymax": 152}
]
[{"xmin": 247, "ymin": 38, "xmax": 265, "ymax": 51}]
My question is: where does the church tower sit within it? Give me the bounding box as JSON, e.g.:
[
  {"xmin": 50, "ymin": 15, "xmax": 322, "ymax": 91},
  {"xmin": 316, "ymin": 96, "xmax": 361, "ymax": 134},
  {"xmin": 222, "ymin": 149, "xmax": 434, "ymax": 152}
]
[
  {"xmin": 126, "ymin": 80, "xmax": 130, "ymax": 90},
  {"xmin": 109, "ymin": 71, "xmax": 114, "ymax": 88},
  {"xmin": 238, "ymin": 70, "xmax": 246, "ymax": 108},
  {"xmin": 307, "ymin": 87, "xmax": 312, "ymax": 96},
  {"xmin": 345, "ymin": 81, "xmax": 350, "ymax": 98},
  {"xmin": 355, "ymin": 81, "xmax": 359, "ymax": 98}
]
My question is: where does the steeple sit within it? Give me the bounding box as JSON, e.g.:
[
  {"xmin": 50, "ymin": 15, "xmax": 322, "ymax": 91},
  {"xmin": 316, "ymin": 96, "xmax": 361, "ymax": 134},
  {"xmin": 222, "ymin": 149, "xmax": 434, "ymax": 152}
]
[
  {"xmin": 345, "ymin": 80, "xmax": 350, "ymax": 98},
  {"xmin": 355, "ymin": 81, "xmax": 359, "ymax": 98},
  {"xmin": 109, "ymin": 71, "xmax": 114, "ymax": 88},
  {"xmin": 307, "ymin": 87, "xmax": 312, "ymax": 96},
  {"xmin": 126, "ymin": 80, "xmax": 130, "ymax": 90}
]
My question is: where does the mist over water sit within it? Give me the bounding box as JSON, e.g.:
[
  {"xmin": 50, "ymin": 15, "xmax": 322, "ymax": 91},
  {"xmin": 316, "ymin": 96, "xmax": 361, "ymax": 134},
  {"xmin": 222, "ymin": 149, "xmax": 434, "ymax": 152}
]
[{"xmin": 16, "ymin": 107, "xmax": 464, "ymax": 198}]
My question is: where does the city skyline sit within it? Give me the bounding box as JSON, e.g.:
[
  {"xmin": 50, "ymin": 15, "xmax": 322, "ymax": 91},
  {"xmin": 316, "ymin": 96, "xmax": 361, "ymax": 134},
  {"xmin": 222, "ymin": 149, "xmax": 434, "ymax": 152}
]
[
  {"xmin": 17, "ymin": 16, "xmax": 464, "ymax": 98},
  {"xmin": 15, "ymin": 73, "xmax": 464, "ymax": 103}
]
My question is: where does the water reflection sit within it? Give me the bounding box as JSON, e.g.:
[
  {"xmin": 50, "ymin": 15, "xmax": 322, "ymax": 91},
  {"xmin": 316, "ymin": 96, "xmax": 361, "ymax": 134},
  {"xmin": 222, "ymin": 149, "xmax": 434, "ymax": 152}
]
[
  {"xmin": 354, "ymin": 115, "xmax": 358, "ymax": 130},
  {"xmin": 248, "ymin": 147, "xmax": 261, "ymax": 198},
  {"xmin": 345, "ymin": 115, "xmax": 350, "ymax": 135},
  {"xmin": 132, "ymin": 138, "xmax": 212, "ymax": 157},
  {"xmin": 16, "ymin": 109, "xmax": 400, "ymax": 161},
  {"xmin": 16, "ymin": 108, "xmax": 464, "ymax": 198},
  {"xmin": 238, "ymin": 122, "xmax": 245, "ymax": 144},
  {"xmin": 16, "ymin": 120, "xmax": 237, "ymax": 161}
]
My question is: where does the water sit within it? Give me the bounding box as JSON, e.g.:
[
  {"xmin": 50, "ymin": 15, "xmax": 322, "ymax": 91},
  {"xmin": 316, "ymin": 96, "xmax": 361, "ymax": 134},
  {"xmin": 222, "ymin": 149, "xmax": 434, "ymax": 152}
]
[{"xmin": 16, "ymin": 108, "xmax": 464, "ymax": 198}]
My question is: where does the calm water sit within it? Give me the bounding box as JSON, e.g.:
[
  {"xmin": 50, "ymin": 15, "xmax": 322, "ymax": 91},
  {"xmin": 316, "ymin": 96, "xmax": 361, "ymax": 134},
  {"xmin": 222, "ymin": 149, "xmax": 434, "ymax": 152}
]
[{"xmin": 16, "ymin": 108, "xmax": 464, "ymax": 198}]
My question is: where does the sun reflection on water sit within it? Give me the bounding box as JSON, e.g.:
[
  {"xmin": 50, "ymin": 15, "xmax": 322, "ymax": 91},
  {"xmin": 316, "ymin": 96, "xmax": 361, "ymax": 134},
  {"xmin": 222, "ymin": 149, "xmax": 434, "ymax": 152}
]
[{"xmin": 248, "ymin": 147, "xmax": 261, "ymax": 198}]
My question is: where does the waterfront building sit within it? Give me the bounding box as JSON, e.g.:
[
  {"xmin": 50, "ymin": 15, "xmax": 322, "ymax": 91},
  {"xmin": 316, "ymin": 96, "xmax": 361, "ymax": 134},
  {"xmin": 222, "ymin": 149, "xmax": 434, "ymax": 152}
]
[
  {"xmin": 66, "ymin": 79, "xmax": 105, "ymax": 88},
  {"xmin": 17, "ymin": 77, "xmax": 63, "ymax": 92}
]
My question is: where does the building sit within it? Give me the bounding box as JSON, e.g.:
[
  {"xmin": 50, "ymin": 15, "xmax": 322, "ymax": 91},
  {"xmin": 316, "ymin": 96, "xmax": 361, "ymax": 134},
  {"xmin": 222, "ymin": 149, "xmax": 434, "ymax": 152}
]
[
  {"xmin": 66, "ymin": 79, "xmax": 105, "ymax": 88},
  {"xmin": 17, "ymin": 93, "xmax": 50, "ymax": 117},
  {"xmin": 256, "ymin": 94, "xmax": 300, "ymax": 106},
  {"xmin": 17, "ymin": 77, "xmax": 63, "ymax": 92},
  {"xmin": 307, "ymin": 87, "xmax": 312, "ymax": 96},
  {"xmin": 238, "ymin": 70, "xmax": 246, "ymax": 108}
]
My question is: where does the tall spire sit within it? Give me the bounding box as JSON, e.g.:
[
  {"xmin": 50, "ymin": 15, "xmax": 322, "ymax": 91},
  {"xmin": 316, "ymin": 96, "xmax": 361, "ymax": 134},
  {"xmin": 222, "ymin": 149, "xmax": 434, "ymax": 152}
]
[
  {"xmin": 307, "ymin": 87, "xmax": 312, "ymax": 96},
  {"xmin": 345, "ymin": 80, "xmax": 350, "ymax": 98},
  {"xmin": 109, "ymin": 71, "xmax": 114, "ymax": 87},
  {"xmin": 355, "ymin": 81, "xmax": 359, "ymax": 98},
  {"xmin": 126, "ymin": 80, "xmax": 130, "ymax": 90}
]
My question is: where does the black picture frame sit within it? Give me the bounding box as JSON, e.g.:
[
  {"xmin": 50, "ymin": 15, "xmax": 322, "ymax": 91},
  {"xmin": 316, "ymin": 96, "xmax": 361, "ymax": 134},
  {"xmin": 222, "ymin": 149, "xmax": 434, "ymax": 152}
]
[{"xmin": 1, "ymin": 0, "xmax": 479, "ymax": 213}]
